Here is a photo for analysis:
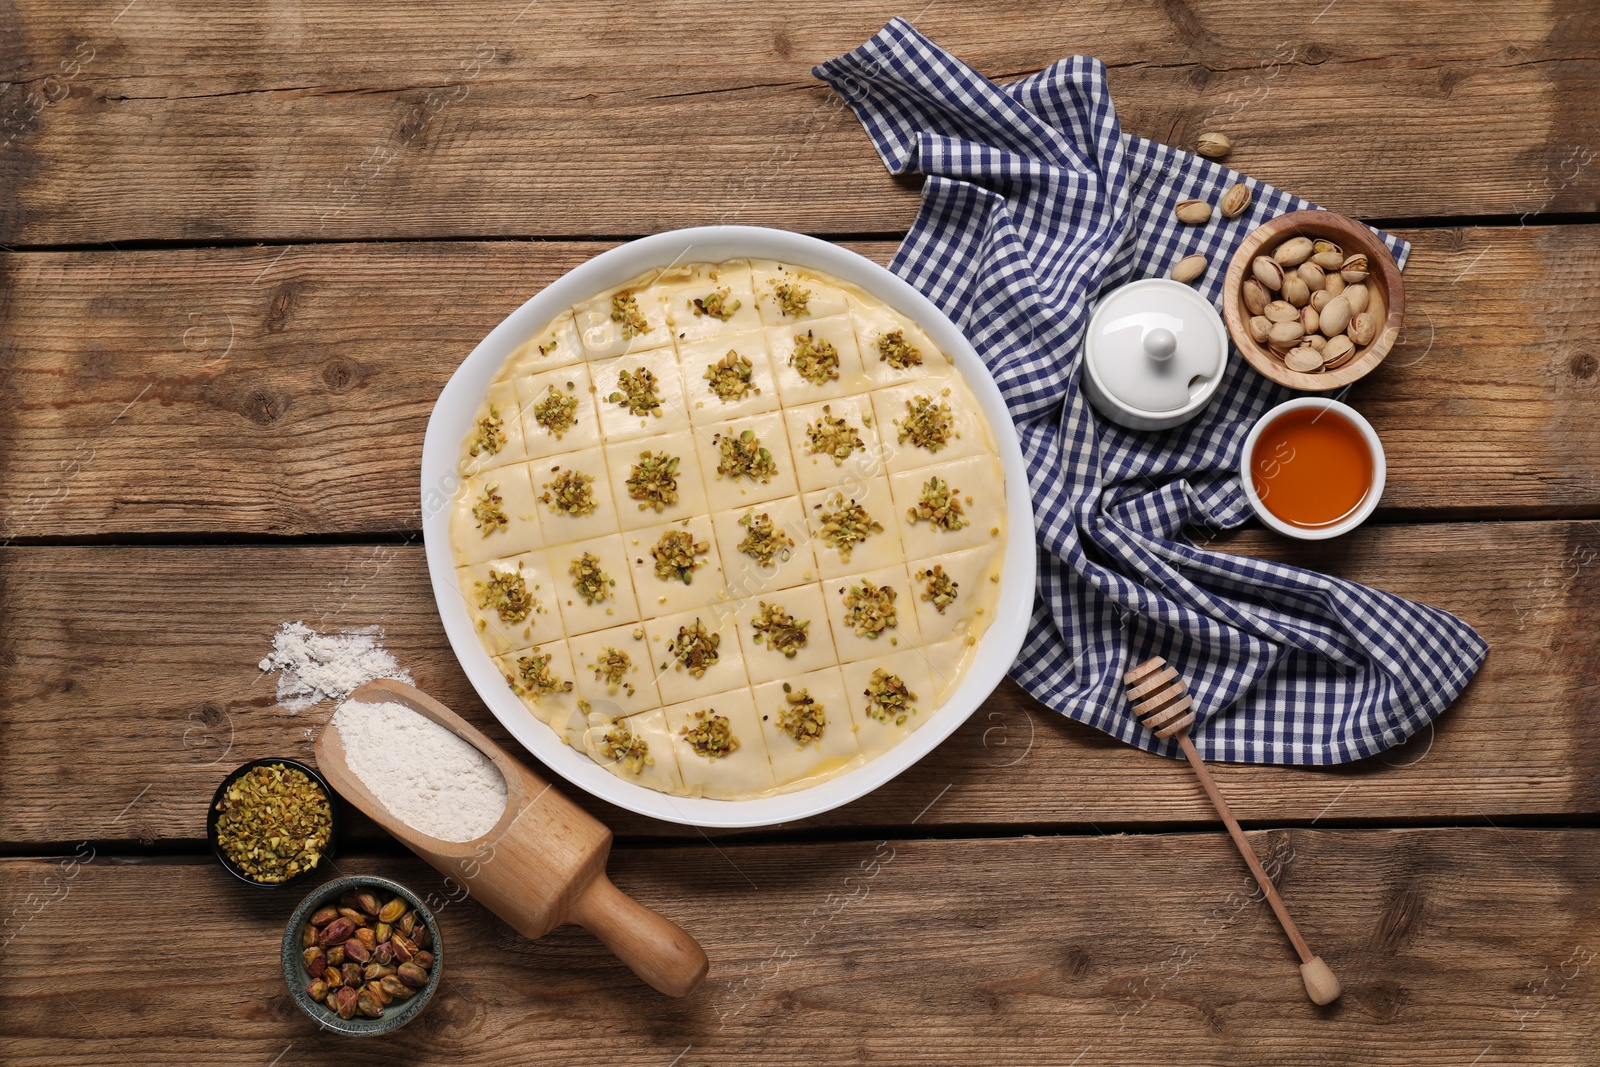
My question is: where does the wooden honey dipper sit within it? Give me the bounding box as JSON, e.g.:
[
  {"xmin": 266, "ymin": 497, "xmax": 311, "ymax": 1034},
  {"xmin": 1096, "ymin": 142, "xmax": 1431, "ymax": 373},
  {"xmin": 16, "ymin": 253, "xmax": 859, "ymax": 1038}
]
[{"xmin": 1124, "ymin": 657, "xmax": 1342, "ymax": 1006}]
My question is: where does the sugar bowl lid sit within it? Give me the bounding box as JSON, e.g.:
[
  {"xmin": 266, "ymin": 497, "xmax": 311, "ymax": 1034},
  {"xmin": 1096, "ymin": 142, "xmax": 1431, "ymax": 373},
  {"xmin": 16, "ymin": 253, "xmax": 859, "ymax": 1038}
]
[{"xmin": 1082, "ymin": 279, "xmax": 1229, "ymax": 430}]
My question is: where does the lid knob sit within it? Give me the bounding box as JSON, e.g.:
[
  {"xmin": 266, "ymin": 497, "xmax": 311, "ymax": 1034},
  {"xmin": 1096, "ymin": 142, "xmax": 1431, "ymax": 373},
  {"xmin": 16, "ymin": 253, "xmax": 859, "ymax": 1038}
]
[{"xmin": 1143, "ymin": 327, "xmax": 1177, "ymax": 362}]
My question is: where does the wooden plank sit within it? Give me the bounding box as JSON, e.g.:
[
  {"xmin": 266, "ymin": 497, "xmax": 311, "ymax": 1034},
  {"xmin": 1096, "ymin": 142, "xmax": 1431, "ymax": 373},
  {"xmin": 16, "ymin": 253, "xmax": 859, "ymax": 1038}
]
[
  {"xmin": 2, "ymin": 519, "xmax": 1595, "ymax": 846},
  {"xmin": 0, "ymin": 829, "xmax": 1595, "ymax": 1064},
  {"xmin": 0, "ymin": 2, "xmax": 1595, "ymax": 244},
  {"xmin": 2, "ymin": 225, "xmax": 1598, "ymax": 539}
]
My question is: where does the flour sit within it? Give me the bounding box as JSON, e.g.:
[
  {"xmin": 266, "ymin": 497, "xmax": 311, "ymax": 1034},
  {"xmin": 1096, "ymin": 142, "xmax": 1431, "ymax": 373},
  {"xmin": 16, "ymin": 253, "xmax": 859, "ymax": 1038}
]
[
  {"xmin": 331, "ymin": 699, "xmax": 508, "ymax": 843},
  {"xmin": 258, "ymin": 621, "xmax": 412, "ymax": 712}
]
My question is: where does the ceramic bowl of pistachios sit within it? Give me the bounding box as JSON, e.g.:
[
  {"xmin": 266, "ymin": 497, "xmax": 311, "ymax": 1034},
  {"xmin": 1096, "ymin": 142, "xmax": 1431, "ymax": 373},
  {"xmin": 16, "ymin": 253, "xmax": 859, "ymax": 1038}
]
[{"xmin": 1223, "ymin": 209, "xmax": 1405, "ymax": 391}]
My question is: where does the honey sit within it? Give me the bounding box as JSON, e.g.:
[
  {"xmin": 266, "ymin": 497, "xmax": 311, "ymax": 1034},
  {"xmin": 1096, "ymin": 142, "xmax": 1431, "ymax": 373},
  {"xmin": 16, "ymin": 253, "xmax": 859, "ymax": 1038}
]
[{"xmin": 1249, "ymin": 406, "xmax": 1374, "ymax": 530}]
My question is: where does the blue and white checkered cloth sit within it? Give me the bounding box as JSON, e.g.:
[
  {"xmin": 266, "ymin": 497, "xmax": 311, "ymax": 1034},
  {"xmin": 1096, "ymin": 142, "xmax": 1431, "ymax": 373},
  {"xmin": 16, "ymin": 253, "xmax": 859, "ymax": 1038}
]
[{"xmin": 816, "ymin": 20, "xmax": 1487, "ymax": 764}]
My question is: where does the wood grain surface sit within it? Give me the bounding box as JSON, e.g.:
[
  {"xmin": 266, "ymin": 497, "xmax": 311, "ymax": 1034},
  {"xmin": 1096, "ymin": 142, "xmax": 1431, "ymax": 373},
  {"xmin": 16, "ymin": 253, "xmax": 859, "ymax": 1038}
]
[
  {"xmin": 0, "ymin": 2, "xmax": 1596, "ymax": 244},
  {"xmin": 2, "ymin": 830, "xmax": 1596, "ymax": 1065},
  {"xmin": 2, "ymin": 226, "xmax": 1598, "ymax": 539}
]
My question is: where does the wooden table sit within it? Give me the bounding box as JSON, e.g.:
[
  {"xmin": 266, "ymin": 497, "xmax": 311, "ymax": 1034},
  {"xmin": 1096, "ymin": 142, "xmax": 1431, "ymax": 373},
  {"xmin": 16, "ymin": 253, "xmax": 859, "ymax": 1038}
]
[{"xmin": 2, "ymin": 3, "xmax": 1597, "ymax": 1063}]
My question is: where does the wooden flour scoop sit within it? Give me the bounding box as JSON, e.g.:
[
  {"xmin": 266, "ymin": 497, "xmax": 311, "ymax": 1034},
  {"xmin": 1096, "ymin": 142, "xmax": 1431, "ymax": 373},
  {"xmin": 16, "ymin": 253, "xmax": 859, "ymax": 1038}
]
[
  {"xmin": 314, "ymin": 678, "xmax": 708, "ymax": 998},
  {"xmin": 1124, "ymin": 658, "xmax": 1342, "ymax": 1006}
]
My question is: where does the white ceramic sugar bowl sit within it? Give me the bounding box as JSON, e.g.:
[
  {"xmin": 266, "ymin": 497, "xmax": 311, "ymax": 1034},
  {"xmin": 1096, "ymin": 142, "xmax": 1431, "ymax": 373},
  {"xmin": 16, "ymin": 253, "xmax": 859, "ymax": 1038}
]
[{"xmin": 1081, "ymin": 278, "xmax": 1230, "ymax": 431}]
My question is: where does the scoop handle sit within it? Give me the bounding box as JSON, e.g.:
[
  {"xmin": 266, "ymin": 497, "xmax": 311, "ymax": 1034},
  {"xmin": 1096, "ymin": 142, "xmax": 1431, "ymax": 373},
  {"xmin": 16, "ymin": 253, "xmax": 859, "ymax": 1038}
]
[{"xmin": 568, "ymin": 871, "xmax": 709, "ymax": 997}]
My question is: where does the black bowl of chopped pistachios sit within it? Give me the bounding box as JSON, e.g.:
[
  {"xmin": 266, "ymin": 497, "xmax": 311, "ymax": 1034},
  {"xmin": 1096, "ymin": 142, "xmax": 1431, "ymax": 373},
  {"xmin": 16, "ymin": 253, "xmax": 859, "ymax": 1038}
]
[
  {"xmin": 282, "ymin": 875, "xmax": 444, "ymax": 1035},
  {"xmin": 207, "ymin": 758, "xmax": 338, "ymax": 889}
]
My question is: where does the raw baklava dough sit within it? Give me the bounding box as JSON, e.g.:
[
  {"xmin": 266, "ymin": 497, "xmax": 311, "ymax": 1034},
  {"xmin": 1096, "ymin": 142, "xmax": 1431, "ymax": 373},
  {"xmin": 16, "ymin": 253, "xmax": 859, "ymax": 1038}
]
[{"xmin": 450, "ymin": 260, "xmax": 1006, "ymax": 800}]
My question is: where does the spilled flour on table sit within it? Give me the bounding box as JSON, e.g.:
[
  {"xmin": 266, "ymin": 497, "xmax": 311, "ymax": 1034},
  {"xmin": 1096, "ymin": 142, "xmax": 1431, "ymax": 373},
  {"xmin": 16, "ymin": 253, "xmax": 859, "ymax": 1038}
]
[{"xmin": 259, "ymin": 621, "xmax": 412, "ymax": 712}]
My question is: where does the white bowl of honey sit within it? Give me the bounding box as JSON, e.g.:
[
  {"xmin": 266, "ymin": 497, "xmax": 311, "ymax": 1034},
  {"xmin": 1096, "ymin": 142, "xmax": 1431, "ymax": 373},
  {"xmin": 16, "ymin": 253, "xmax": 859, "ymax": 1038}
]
[{"xmin": 1239, "ymin": 398, "xmax": 1385, "ymax": 540}]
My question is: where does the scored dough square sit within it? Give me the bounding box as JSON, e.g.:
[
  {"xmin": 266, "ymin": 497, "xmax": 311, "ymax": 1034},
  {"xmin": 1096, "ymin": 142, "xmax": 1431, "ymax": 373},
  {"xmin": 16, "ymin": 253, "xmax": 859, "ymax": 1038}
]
[
  {"xmin": 904, "ymin": 543, "xmax": 1004, "ymax": 647},
  {"xmin": 870, "ymin": 381, "xmax": 997, "ymax": 474},
  {"xmin": 694, "ymin": 411, "xmax": 801, "ymax": 513},
  {"xmin": 456, "ymin": 552, "xmax": 566, "ymax": 655},
  {"xmin": 541, "ymin": 532, "xmax": 642, "ymax": 636},
  {"xmin": 662, "ymin": 689, "xmax": 776, "ymax": 800},
  {"xmin": 568, "ymin": 622, "xmax": 663, "ymax": 721},
  {"xmin": 502, "ymin": 311, "xmax": 583, "ymax": 378},
  {"xmin": 459, "ymin": 380, "xmax": 527, "ymax": 475},
  {"xmin": 711, "ymin": 497, "xmax": 819, "ymax": 602},
  {"xmin": 752, "ymin": 667, "xmax": 863, "ymax": 789},
  {"xmin": 583, "ymin": 708, "xmax": 684, "ymax": 795},
  {"xmin": 572, "ymin": 273, "xmax": 673, "ymax": 360},
  {"xmin": 751, "ymin": 261, "xmax": 853, "ymax": 326},
  {"xmin": 492, "ymin": 641, "xmax": 585, "ymax": 745},
  {"xmin": 658, "ymin": 265, "xmax": 763, "ymax": 343},
  {"xmin": 782, "ymin": 392, "xmax": 889, "ymax": 494},
  {"xmin": 622, "ymin": 515, "xmax": 728, "ymax": 617},
  {"xmin": 528, "ymin": 447, "xmax": 620, "ymax": 547},
  {"xmin": 849, "ymin": 304, "xmax": 950, "ymax": 388},
  {"xmin": 515, "ymin": 363, "xmax": 602, "ymax": 459},
  {"xmin": 730, "ymin": 584, "xmax": 837, "ymax": 686},
  {"xmin": 918, "ymin": 635, "xmax": 979, "ymax": 704},
  {"xmin": 822, "ymin": 565, "xmax": 923, "ymax": 664},
  {"xmin": 606, "ymin": 431, "xmax": 711, "ymax": 531},
  {"xmin": 802, "ymin": 476, "xmax": 905, "ymax": 580},
  {"xmin": 642, "ymin": 604, "xmax": 748, "ymax": 706},
  {"xmin": 840, "ymin": 648, "xmax": 938, "ymax": 759},
  {"xmin": 590, "ymin": 347, "xmax": 691, "ymax": 443},
  {"xmin": 766, "ymin": 315, "xmax": 869, "ymax": 406},
  {"xmin": 890, "ymin": 454, "xmax": 1007, "ymax": 559},
  {"xmin": 679, "ymin": 332, "xmax": 781, "ymax": 425},
  {"xmin": 450, "ymin": 463, "xmax": 542, "ymax": 566}
]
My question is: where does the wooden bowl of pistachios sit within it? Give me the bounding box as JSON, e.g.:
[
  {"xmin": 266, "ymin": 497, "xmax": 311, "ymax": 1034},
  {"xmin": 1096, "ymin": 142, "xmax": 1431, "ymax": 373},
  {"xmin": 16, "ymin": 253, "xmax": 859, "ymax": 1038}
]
[{"xmin": 1223, "ymin": 210, "xmax": 1404, "ymax": 391}]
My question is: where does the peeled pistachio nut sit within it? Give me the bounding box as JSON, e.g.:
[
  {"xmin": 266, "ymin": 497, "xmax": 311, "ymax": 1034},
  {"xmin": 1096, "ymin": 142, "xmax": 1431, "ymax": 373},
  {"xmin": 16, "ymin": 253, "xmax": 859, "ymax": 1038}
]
[
  {"xmin": 411, "ymin": 925, "xmax": 432, "ymax": 950},
  {"xmin": 413, "ymin": 951, "xmax": 434, "ymax": 969},
  {"xmin": 1170, "ymin": 254, "xmax": 1208, "ymax": 283},
  {"xmin": 380, "ymin": 975, "xmax": 418, "ymax": 1000},
  {"xmin": 378, "ymin": 897, "xmax": 407, "ymax": 925},
  {"xmin": 365, "ymin": 979, "xmax": 392, "ymax": 1007},
  {"xmin": 397, "ymin": 962, "xmax": 430, "ymax": 988},
  {"xmin": 374, "ymin": 922, "xmax": 392, "ymax": 944},
  {"xmin": 1248, "ymin": 315, "xmax": 1273, "ymax": 344},
  {"xmin": 1268, "ymin": 320, "xmax": 1305, "ymax": 350},
  {"xmin": 1311, "ymin": 241, "xmax": 1345, "ymax": 270},
  {"xmin": 1319, "ymin": 295, "xmax": 1353, "ymax": 337},
  {"xmin": 1284, "ymin": 346, "xmax": 1325, "ymax": 373},
  {"xmin": 1220, "ymin": 183, "xmax": 1251, "ymax": 219},
  {"xmin": 301, "ymin": 923, "xmax": 317, "ymax": 949},
  {"xmin": 1242, "ymin": 278, "xmax": 1271, "ymax": 315},
  {"xmin": 354, "ymin": 927, "xmax": 377, "ymax": 952},
  {"xmin": 1322, "ymin": 334, "xmax": 1357, "ymax": 367},
  {"xmin": 351, "ymin": 891, "xmax": 382, "ymax": 916},
  {"xmin": 1323, "ymin": 272, "xmax": 1347, "ymax": 297},
  {"xmin": 1273, "ymin": 236, "xmax": 1315, "ymax": 267},
  {"xmin": 342, "ymin": 937, "xmax": 371, "ymax": 964},
  {"xmin": 1340, "ymin": 253, "xmax": 1370, "ymax": 282},
  {"xmin": 1296, "ymin": 262, "xmax": 1326, "ymax": 291},
  {"xmin": 309, "ymin": 906, "xmax": 340, "ymax": 928},
  {"xmin": 1252, "ymin": 256, "xmax": 1285, "ymax": 291},
  {"xmin": 1348, "ymin": 311, "xmax": 1377, "ymax": 346},
  {"xmin": 363, "ymin": 963, "xmax": 395, "ymax": 982},
  {"xmin": 324, "ymin": 965, "xmax": 344, "ymax": 989},
  {"xmin": 341, "ymin": 962, "xmax": 362, "ymax": 987},
  {"xmin": 390, "ymin": 933, "xmax": 418, "ymax": 963},
  {"xmin": 1343, "ymin": 282, "xmax": 1370, "ymax": 315},
  {"xmin": 305, "ymin": 978, "xmax": 328, "ymax": 1002},
  {"xmin": 336, "ymin": 907, "xmax": 368, "ymax": 928},
  {"xmin": 1196, "ymin": 131, "xmax": 1232, "ymax": 159},
  {"xmin": 1299, "ymin": 306, "xmax": 1320, "ymax": 335},
  {"xmin": 334, "ymin": 987, "xmax": 359, "ymax": 1020},
  {"xmin": 1281, "ymin": 275, "xmax": 1311, "ymax": 308},
  {"xmin": 316, "ymin": 918, "xmax": 354, "ymax": 948},
  {"xmin": 356, "ymin": 989, "xmax": 386, "ymax": 1019},
  {"xmin": 1264, "ymin": 300, "xmax": 1299, "ymax": 323},
  {"xmin": 396, "ymin": 912, "xmax": 417, "ymax": 938},
  {"xmin": 1310, "ymin": 290, "xmax": 1334, "ymax": 313},
  {"xmin": 1175, "ymin": 199, "xmax": 1213, "ymax": 225},
  {"xmin": 325, "ymin": 945, "xmax": 345, "ymax": 968}
]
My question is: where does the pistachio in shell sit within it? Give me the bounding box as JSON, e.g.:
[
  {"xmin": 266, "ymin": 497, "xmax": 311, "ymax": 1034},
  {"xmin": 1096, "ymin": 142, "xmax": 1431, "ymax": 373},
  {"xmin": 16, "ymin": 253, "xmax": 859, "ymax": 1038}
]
[
  {"xmin": 1248, "ymin": 315, "xmax": 1273, "ymax": 343},
  {"xmin": 1322, "ymin": 334, "xmax": 1357, "ymax": 368},
  {"xmin": 1284, "ymin": 346, "xmax": 1325, "ymax": 373},
  {"xmin": 1281, "ymin": 274, "xmax": 1311, "ymax": 308},
  {"xmin": 1296, "ymin": 262, "xmax": 1326, "ymax": 291},
  {"xmin": 1264, "ymin": 300, "xmax": 1299, "ymax": 323},
  {"xmin": 1310, "ymin": 290, "xmax": 1334, "ymax": 313},
  {"xmin": 1323, "ymin": 272, "xmax": 1347, "ymax": 297},
  {"xmin": 1319, "ymin": 295, "xmax": 1353, "ymax": 337},
  {"xmin": 1343, "ymin": 282, "xmax": 1370, "ymax": 315},
  {"xmin": 1175, "ymin": 199, "xmax": 1213, "ymax": 225},
  {"xmin": 1273, "ymin": 237, "xmax": 1315, "ymax": 267},
  {"xmin": 1170, "ymin": 254, "xmax": 1208, "ymax": 284},
  {"xmin": 1340, "ymin": 253, "xmax": 1370, "ymax": 282},
  {"xmin": 1305, "ymin": 334, "xmax": 1327, "ymax": 351},
  {"xmin": 1267, "ymin": 320, "xmax": 1305, "ymax": 350},
  {"xmin": 1252, "ymin": 257, "xmax": 1285, "ymax": 291},
  {"xmin": 1195, "ymin": 132, "xmax": 1232, "ymax": 159},
  {"xmin": 1311, "ymin": 241, "xmax": 1345, "ymax": 271},
  {"xmin": 1348, "ymin": 312, "xmax": 1377, "ymax": 346},
  {"xmin": 1220, "ymin": 184, "xmax": 1251, "ymax": 219},
  {"xmin": 1299, "ymin": 306, "xmax": 1320, "ymax": 335},
  {"xmin": 1242, "ymin": 278, "xmax": 1271, "ymax": 315}
]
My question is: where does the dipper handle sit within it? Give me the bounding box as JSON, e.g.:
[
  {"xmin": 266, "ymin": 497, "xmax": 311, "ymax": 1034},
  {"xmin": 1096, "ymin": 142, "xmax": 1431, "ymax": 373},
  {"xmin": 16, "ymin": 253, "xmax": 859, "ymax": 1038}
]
[{"xmin": 568, "ymin": 871, "xmax": 709, "ymax": 998}]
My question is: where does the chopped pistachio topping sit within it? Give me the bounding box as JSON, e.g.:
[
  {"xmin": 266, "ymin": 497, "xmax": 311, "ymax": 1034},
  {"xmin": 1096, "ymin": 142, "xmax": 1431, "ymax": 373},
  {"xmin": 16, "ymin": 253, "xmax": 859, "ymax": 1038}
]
[
  {"xmin": 877, "ymin": 329, "xmax": 923, "ymax": 369},
  {"xmin": 608, "ymin": 366, "xmax": 664, "ymax": 417},
  {"xmin": 906, "ymin": 476, "xmax": 970, "ymax": 531},
  {"xmin": 691, "ymin": 288, "xmax": 742, "ymax": 322},
  {"xmin": 864, "ymin": 668, "xmax": 918, "ymax": 725},
  {"xmin": 715, "ymin": 428, "xmax": 778, "ymax": 482},
  {"xmin": 651, "ymin": 529, "xmax": 709, "ymax": 584},
  {"xmin": 610, "ymin": 291, "xmax": 651, "ymax": 338},
  {"xmin": 896, "ymin": 394, "xmax": 956, "ymax": 452},
  {"xmin": 476, "ymin": 567, "xmax": 535, "ymax": 623},
  {"xmin": 776, "ymin": 683, "xmax": 826, "ymax": 745},
  {"xmin": 472, "ymin": 484, "xmax": 508, "ymax": 537},
  {"xmin": 589, "ymin": 646, "xmax": 636, "ymax": 697},
  {"xmin": 842, "ymin": 580, "xmax": 898, "ymax": 638},
  {"xmin": 537, "ymin": 336, "xmax": 559, "ymax": 358},
  {"xmin": 568, "ymin": 551, "xmax": 614, "ymax": 605},
  {"xmin": 704, "ymin": 349, "xmax": 757, "ymax": 402},
  {"xmin": 509, "ymin": 648, "xmax": 573, "ymax": 700},
  {"xmin": 917, "ymin": 564, "xmax": 960, "ymax": 613},
  {"xmin": 750, "ymin": 601, "xmax": 809, "ymax": 658},
  {"xmin": 790, "ymin": 330, "xmax": 840, "ymax": 385},
  {"xmin": 541, "ymin": 467, "xmax": 597, "ymax": 516},
  {"xmin": 681, "ymin": 708, "xmax": 739, "ymax": 759},
  {"xmin": 736, "ymin": 510, "xmax": 794, "ymax": 567},
  {"xmin": 666, "ymin": 618, "xmax": 720, "ymax": 677},
  {"xmin": 817, "ymin": 493, "xmax": 884, "ymax": 562},
  {"xmin": 212, "ymin": 762, "xmax": 331, "ymax": 884},
  {"xmin": 772, "ymin": 281, "xmax": 811, "ymax": 318},
  {"xmin": 469, "ymin": 405, "xmax": 507, "ymax": 457},
  {"xmin": 532, "ymin": 383, "xmax": 579, "ymax": 437},
  {"xmin": 626, "ymin": 450, "xmax": 681, "ymax": 512},
  {"xmin": 598, "ymin": 717, "xmax": 653, "ymax": 774},
  {"xmin": 804, "ymin": 404, "xmax": 865, "ymax": 464}
]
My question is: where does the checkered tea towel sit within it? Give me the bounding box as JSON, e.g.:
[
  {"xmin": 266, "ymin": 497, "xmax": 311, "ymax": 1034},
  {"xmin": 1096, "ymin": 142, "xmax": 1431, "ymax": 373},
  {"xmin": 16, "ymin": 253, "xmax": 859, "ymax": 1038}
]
[{"xmin": 815, "ymin": 20, "xmax": 1487, "ymax": 764}]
